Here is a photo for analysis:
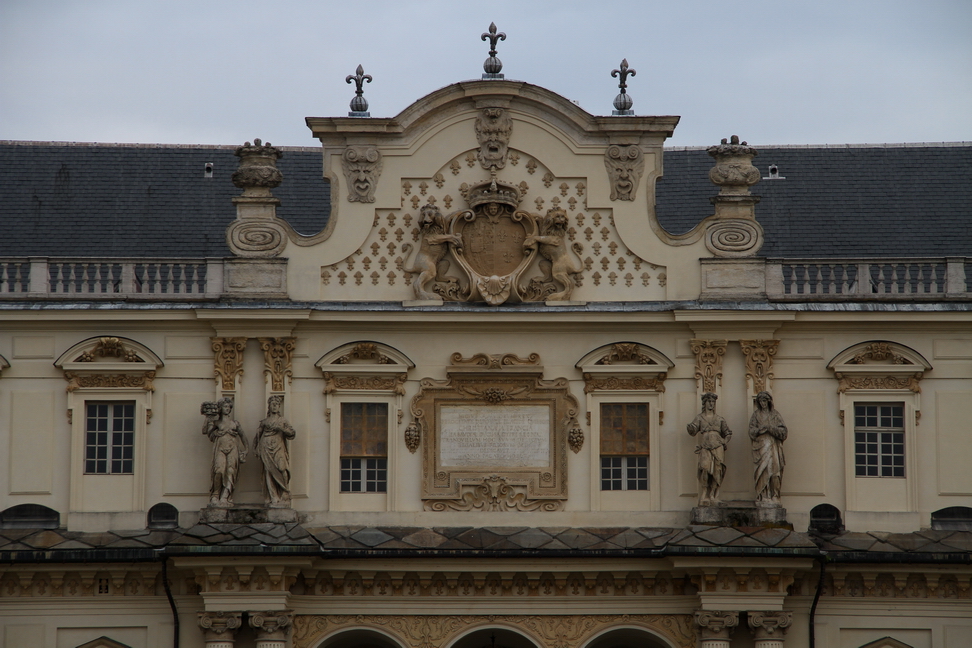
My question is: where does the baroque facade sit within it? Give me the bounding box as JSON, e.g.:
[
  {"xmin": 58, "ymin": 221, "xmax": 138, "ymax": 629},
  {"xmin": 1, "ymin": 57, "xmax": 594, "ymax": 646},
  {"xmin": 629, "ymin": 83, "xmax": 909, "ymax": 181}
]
[{"xmin": 2, "ymin": 52, "xmax": 972, "ymax": 648}]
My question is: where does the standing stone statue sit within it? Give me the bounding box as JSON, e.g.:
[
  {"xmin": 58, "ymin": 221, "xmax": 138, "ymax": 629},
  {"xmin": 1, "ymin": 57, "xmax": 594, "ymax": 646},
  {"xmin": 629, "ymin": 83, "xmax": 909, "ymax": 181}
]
[
  {"xmin": 686, "ymin": 392, "xmax": 732, "ymax": 507},
  {"xmin": 201, "ymin": 397, "xmax": 248, "ymax": 507},
  {"xmin": 254, "ymin": 395, "xmax": 296, "ymax": 508},
  {"xmin": 749, "ymin": 391, "xmax": 787, "ymax": 507}
]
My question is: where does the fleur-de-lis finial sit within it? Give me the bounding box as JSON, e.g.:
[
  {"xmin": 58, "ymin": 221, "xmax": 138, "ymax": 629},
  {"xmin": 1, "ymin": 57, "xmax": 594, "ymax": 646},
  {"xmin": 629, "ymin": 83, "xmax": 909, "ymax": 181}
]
[
  {"xmin": 611, "ymin": 59, "xmax": 637, "ymax": 115},
  {"xmin": 346, "ymin": 64, "xmax": 372, "ymax": 116},
  {"xmin": 481, "ymin": 22, "xmax": 506, "ymax": 79}
]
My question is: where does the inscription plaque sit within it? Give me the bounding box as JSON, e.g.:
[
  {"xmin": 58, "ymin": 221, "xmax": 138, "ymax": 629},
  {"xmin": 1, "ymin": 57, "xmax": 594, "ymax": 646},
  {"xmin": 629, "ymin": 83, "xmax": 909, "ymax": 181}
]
[{"xmin": 440, "ymin": 404, "xmax": 550, "ymax": 467}]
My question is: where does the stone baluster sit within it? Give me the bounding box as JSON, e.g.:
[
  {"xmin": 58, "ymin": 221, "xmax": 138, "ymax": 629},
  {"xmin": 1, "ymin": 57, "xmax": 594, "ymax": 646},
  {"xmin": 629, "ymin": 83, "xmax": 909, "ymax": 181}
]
[
  {"xmin": 197, "ymin": 611, "xmax": 242, "ymax": 648},
  {"xmin": 250, "ymin": 610, "xmax": 294, "ymax": 648},
  {"xmin": 749, "ymin": 611, "xmax": 792, "ymax": 648},
  {"xmin": 694, "ymin": 610, "xmax": 739, "ymax": 648}
]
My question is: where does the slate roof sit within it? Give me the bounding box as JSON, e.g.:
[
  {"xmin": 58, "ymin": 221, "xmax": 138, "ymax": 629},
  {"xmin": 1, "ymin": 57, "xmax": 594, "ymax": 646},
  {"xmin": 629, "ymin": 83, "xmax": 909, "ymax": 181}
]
[
  {"xmin": 4, "ymin": 524, "xmax": 971, "ymax": 563},
  {"xmin": 1, "ymin": 141, "xmax": 969, "ymax": 259}
]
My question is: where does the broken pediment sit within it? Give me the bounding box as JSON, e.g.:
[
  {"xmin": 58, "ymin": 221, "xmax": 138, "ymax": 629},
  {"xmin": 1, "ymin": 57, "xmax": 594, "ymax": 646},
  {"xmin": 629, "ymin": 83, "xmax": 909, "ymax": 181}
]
[{"xmin": 283, "ymin": 80, "xmax": 697, "ymax": 303}]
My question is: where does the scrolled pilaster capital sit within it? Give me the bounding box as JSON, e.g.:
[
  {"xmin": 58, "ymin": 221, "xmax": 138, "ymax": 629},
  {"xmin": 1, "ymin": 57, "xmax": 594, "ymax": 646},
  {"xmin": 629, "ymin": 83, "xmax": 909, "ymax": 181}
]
[
  {"xmin": 694, "ymin": 610, "xmax": 739, "ymax": 638},
  {"xmin": 748, "ymin": 610, "xmax": 792, "ymax": 638},
  {"xmin": 197, "ymin": 611, "xmax": 242, "ymax": 641},
  {"xmin": 248, "ymin": 610, "xmax": 294, "ymax": 639}
]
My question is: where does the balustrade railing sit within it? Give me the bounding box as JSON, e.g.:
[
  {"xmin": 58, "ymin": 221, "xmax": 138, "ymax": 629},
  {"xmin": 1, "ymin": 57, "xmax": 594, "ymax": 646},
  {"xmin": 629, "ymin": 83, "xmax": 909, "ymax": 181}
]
[
  {"xmin": 765, "ymin": 258, "xmax": 969, "ymax": 300},
  {"xmin": 0, "ymin": 258, "xmax": 223, "ymax": 299}
]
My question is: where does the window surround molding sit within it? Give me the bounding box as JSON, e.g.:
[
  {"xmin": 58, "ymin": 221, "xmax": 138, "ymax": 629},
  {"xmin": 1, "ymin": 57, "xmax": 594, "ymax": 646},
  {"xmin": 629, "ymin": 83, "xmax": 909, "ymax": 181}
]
[
  {"xmin": 576, "ymin": 343, "xmax": 673, "ymax": 511},
  {"xmin": 316, "ymin": 342, "xmax": 413, "ymax": 512},
  {"xmin": 828, "ymin": 340, "xmax": 931, "ymax": 513},
  {"xmin": 55, "ymin": 336, "xmax": 163, "ymax": 513},
  {"xmin": 0, "ymin": 353, "xmax": 9, "ymax": 376}
]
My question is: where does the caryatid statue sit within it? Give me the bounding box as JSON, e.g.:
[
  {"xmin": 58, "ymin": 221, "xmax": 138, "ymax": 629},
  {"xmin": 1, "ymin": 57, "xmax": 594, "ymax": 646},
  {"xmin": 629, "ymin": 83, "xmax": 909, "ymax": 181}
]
[
  {"xmin": 686, "ymin": 392, "xmax": 732, "ymax": 507},
  {"xmin": 253, "ymin": 395, "xmax": 297, "ymax": 508},
  {"xmin": 749, "ymin": 391, "xmax": 787, "ymax": 507},
  {"xmin": 201, "ymin": 397, "xmax": 248, "ymax": 507}
]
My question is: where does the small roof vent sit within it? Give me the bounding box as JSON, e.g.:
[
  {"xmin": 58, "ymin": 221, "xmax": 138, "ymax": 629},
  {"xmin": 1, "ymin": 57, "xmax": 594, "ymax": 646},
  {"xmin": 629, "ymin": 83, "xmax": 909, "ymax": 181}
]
[
  {"xmin": 763, "ymin": 164, "xmax": 785, "ymax": 180},
  {"xmin": 203, "ymin": 162, "xmax": 214, "ymax": 178}
]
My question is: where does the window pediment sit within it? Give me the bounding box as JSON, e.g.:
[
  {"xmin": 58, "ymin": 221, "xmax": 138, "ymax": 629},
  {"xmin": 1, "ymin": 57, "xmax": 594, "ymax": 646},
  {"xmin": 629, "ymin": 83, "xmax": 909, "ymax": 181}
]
[
  {"xmin": 55, "ymin": 336, "xmax": 163, "ymax": 392},
  {"xmin": 316, "ymin": 342, "xmax": 414, "ymax": 395},
  {"xmin": 828, "ymin": 341, "xmax": 930, "ymax": 393},
  {"xmin": 576, "ymin": 343, "xmax": 673, "ymax": 393}
]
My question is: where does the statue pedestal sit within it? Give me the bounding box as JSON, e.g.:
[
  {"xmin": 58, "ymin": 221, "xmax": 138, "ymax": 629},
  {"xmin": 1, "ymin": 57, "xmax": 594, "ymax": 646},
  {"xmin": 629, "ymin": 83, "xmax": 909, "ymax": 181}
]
[
  {"xmin": 692, "ymin": 501, "xmax": 790, "ymax": 528},
  {"xmin": 199, "ymin": 506, "xmax": 297, "ymax": 524}
]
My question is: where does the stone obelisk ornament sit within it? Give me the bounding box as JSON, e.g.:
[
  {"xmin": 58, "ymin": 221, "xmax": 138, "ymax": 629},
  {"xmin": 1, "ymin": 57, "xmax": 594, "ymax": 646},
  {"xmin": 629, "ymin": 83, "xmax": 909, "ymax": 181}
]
[
  {"xmin": 346, "ymin": 64, "xmax": 372, "ymax": 117},
  {"xmin": 482, "ymin": 22, "xmax": 506, "ymax": 79},
  {"xmin": 611, "ymin": 58, "xmax": 636, "ymax": 115}
]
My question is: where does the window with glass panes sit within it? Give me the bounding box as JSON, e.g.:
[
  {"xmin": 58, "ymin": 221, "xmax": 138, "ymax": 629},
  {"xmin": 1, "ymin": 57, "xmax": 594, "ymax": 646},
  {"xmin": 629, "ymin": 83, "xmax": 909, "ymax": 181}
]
[
  {"xmin": 340, "ymin": 402, "xmax": 388, "ymax": 492},
  {"xmin": 84, "ymin": 402, "xmax": 135, "ymax": 474},
  {"xmin": 600, "ymin": 402, "xmax": 649, "ymax": 490},
  {"xmin": 854, "ymin": 403, "xmax": 905, "ymax": 477}
]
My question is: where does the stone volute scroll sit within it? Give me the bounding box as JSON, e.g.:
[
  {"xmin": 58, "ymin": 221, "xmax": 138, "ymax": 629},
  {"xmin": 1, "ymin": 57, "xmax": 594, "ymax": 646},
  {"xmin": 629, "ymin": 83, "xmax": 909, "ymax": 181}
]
[
  {"xmin": 412, "ymin": 352, "xmax": 579, "ymax": 511},
  {"xmin": 258, "ymin": 337, "xmax": 296, "ymax": 393},
  {"xmin": 694, "ymin": 610, "xmax": 739, "ymax": 648},
  {"xmin": 704, "ymin": 135, "xmax": 764, "ymax": 258},
  {"xmin": 342, "ymin": 146, "xmax": 383, "ymax": 203},
  {"xmin": 603, "ymin": 144, "xmax": 645, "ymax": 201},
  {"xmin": 212, "ymin": 337, "xmax": 247, "ymax": 392},
  {"xmin": 740, "ymin": 339, "xmax": 780, "ymax": 394},
  {"xmin": 690, "ymin": 339, "xmax": 727, "ymax": 394}
]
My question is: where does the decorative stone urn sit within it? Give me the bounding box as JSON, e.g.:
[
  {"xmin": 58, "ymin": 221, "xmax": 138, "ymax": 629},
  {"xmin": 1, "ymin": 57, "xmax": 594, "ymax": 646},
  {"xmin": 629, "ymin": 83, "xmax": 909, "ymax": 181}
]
[
  {"xmin": 707, "ymin": 134, "xmax": 760, "ymax": 197},
  {"xmin": 231, "ymin": 138, "xmax": 283, "ymax": 198},
  {"xmin": 703, "ymin": 135, "xmax": 764, "ymax": 259}
]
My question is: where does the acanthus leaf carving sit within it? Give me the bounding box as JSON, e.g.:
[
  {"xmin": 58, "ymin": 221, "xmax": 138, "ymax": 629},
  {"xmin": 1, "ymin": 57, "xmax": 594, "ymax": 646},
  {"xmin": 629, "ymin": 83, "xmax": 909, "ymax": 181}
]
[
  {"xmin": 425, "ymin": 475, "xmax": 563, "ymax": 512},
  {"xmin": 258, "ymin": 337, "xmax": 296, "ymax": 392},
  {"xmin": 594, "ymin": 343, "xmax": 657, "ymax": 365},
  {"xmin": 212, "ymin": 337, "xmax": 247, "ymax": 391},
  {"xmin": 848, "ymin": 342, "xmax": 911, "ymax": 365},
  {"xmin": 739, "ymin": 339, "xmax": 780, "ymax": 394},
  {"xmin": 450, "ymin": 352, "xmax": 541, "ymax": 368},
  {"xmin": 690, "ymin": 339, "xmax": 727, "ymax": 393},
  {"xmin": 333, "ymin": 342, "xmax": 396, "ymax": 365}
]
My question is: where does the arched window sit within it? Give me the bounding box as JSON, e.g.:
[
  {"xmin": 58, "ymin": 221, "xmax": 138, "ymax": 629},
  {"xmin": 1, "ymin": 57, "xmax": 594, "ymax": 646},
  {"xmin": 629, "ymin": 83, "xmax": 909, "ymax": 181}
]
[
  {"xmin": 0, "ymin": 503, "xmax": 60, "ymax": 529},
  {"xmin": 931, "ymin": 506, "xmax": 972, "ymax": 531},
  {"xmin": 809, "ymin": 503, "xmax": 844, "ymax": 534},
  {"xmin": 147, "ymin": 502, "xmax": 179, "ymax": 529}
]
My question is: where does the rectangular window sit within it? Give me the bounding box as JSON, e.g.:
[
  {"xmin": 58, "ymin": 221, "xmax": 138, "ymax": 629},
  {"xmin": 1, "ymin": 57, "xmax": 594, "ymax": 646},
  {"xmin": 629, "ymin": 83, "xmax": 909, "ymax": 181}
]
[
  {"xmin": 854, "ymin": 403, "xmax": 904, "ymax": 477},
  {"xmin": 340, "ymin": 402, "xmax": 388, "ymax": 492},
  {"xmin": 84, "ymin": 402, "xmax": 135, "ymax": 474},
  {"xmin": 600, "ymin": 402, "xmax": 649, "ymax": 491}
]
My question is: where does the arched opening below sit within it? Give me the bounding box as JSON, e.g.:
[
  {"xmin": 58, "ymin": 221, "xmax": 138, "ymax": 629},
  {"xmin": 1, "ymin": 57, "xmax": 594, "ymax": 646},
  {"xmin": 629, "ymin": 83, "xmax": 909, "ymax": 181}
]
[
  {"xmin": 318, "ymin": 629, "xmax": 406, "ymax": 648},
  {"xmin": 809, "ymin": 503, "xmax": 844, "ymax": 534},
  {"xmin": 450, "ymin": 628, "xmax": 540, "ymax": 648},
  {"xmin": 584, "ymin": 628, "xmax": 674, "ymax": 648},
  {"xmin": 1, "ymin": 503, "xmax": 59, "ymax": 529},
  {"xmin": 147, "ymin": 502, "xmax": 179, "ymax": 529},
  {"xmin": 931, "ymin": 506, "xmax": 972, "ymax": 531}
]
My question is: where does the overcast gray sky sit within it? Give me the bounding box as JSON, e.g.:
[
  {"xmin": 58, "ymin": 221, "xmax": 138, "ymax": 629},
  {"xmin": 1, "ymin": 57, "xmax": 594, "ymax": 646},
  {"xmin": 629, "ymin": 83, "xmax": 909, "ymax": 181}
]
[{"xmin": 2, "ymin": 0, "xmax": 971, "ymax": 148}]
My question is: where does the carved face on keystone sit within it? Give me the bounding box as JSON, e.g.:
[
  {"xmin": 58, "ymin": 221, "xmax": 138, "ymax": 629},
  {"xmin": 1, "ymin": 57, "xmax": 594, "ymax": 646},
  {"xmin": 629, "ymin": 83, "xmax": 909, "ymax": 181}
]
[
  {"xmin": 342, "ymin": 147, "xmax": 383, "ymax": 203},
  {"xmin": 604, "ymin": 145, "xmax": 645, "ymax": 201},
  {"xmin": 475, "ymin": 108, "xmax": 513, "ymax": 170}
]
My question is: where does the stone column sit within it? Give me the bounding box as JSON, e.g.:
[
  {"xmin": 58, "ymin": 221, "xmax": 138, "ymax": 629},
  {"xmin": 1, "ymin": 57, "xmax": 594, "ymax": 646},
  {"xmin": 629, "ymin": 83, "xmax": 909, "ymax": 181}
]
[
  {"xmin": 694, "ymin": 610, "xmax": 739, "ymax": 648},
  {"xmin": 250, "ymin": 610, "xmax": 294, "ymax": 648},
  {"xmin": 197, "ymin": 611, "xmax": 242, "ymax": 648},
  {"xmin": 749, "ymin": 611, "xmax": 792, "ymax": 648}
]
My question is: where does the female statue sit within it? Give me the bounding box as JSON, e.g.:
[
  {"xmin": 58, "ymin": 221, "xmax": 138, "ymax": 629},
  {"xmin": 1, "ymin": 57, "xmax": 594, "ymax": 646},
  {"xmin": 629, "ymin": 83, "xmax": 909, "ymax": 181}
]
[
  {"xmin": 254, "ymin": 395, "xmax": 296, "ymax": 508},
  {"xmin": 201, "ymin": 397, "xmax": 247, "ymax": 507},
  {"xmin": 749, "ymin": 391, "xmax": 787, "ymax": 507},
  {"xmin": 686, "ymin": 392, "xmax": 732, "ymax": 506}
]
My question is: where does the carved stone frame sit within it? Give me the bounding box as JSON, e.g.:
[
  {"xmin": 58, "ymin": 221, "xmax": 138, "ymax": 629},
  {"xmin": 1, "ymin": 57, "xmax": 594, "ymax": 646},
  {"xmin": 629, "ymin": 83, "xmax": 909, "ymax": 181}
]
[
  {"xmin": 576, "ymin": 343, "xmax": 674, "ymax": 512},
  {"xmin": 316, "ymin": 342, "xmax": 414, "ymax": 512},
  {"xmin": 413, "ymin": 354, "xmax": 579, "ymax": 511}
]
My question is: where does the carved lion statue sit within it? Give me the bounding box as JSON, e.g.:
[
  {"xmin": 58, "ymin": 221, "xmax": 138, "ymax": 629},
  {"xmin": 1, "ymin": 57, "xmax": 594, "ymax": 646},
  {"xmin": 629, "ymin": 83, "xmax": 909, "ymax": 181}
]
[
  {"xmin": 402, "ymin": 205, "xmax": 463, "ymax": 300},
  {"xmin": 523, "ymin": 208, "xmax": 581, "ymax": 301}
]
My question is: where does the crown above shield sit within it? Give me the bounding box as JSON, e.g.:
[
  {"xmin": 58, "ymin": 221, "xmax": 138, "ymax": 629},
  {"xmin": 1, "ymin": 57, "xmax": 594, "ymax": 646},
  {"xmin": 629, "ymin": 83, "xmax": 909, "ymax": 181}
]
[{"xmin": 466, "ymin": 177, "xmax": 522, "ymax": 210}]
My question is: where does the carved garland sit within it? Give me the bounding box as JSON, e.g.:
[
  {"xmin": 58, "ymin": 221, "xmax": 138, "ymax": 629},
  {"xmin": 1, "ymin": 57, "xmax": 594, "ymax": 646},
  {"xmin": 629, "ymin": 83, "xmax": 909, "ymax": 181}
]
[
  {"xmin": 64, "ymin": 371, "xmax": 156, "ymax": 393},
  {"xmin": 259, "ymin": 337, "xmax": 296, "ymax": 392},
  {"xmin": 334, "ymin": 343, "xmax": 396, "ymax": 365},
  {"xmin": 594, "ymin": 343, "xmax": 657, "ymax": 365},
  {"xmin": 75, "ymin": 337, "xmax": 144, "ymax": 363},
  {"xmin": 451, "ymin": 352, "xmax": 540, "ymax": 368},
  {"xmin": 212, "ymin": 337, "xmax": 247, "ymax": 391},
  {"xmin": 323, "ymin": 372, "xmax": 407, "ymax": 396},
  {"xmin": 739, "ymin": 339, "xmax": 779, "ymax": 394},
  {"xmin": 848, "ymin": 342, "xmax": 911, "ymax": 365},
  {"xmin": 835, "ymin": 373, "xmax": 923, "ymax": 393},
  {"xmin": 689, "ymin": 339, "xmax": 727, "ymax": 393},
  {"xmin": 293, "ymin": 614, "xmax": 695, "ymax": 648},
  {"xmin": 582, "ymin": 374, "xmax": 666, "ymax": 394}
]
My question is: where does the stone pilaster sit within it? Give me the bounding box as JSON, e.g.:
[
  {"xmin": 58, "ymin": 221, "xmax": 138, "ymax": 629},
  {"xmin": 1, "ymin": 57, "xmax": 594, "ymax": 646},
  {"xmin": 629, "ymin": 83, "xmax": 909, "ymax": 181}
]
[
  {"xmin": 694, "ymin": 610, "xmax": 738, "ymax": 648},
  {"xmin": 250, "ymin": 610, "xmax": 294, "ymax": 648},
  {"xmin": 197, "ymin": 611, "xmax": 242, "ymax": 648},
  {"xmin": 748, "ymin": 611, "xmax": 792, "ymax": 648}
]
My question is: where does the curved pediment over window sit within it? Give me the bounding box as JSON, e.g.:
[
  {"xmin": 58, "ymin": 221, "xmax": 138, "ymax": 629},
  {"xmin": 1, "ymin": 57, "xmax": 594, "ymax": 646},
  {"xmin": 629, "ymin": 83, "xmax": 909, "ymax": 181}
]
[
  {"xmin": 316, "ymin": 342, "xmax": 413, "ymax": 395},
  {"xmin": 55, "ymin": 336, "xmax": 163, "ymax": 392},
  {"xmin": 827, "ymin": 341, "xmax": 931, "ymax": 393},
  {"xmin": 576, "ymin": 342, "xmax": 673, "ymax": 393},
  {"xmin": 316, "ymin": 341, "xmax": 414, "ymax": 368}
]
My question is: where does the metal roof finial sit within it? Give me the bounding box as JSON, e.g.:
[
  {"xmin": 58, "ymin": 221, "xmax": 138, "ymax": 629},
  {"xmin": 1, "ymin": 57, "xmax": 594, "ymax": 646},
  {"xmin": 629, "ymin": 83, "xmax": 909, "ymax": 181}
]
[
  {"xmin": 346, "ymin": 64, "xmax": 372, "ymax": 117},
  {"xmin": 611, "ymin": 59, "xmax": 636, "ymax": 115},
  {"xmin": 482, "ymin": 22, "xmax": 506, "ymax": 79}
]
